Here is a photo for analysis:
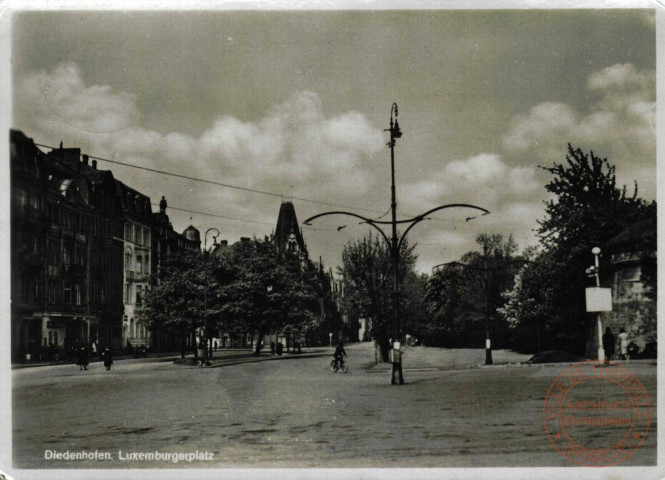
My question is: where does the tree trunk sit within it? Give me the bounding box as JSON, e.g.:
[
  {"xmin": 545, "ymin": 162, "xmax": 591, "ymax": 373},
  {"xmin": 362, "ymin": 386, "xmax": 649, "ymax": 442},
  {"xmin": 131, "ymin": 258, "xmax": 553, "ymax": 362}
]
[
  {"xmin": 254, "ymin": 331, "xmax": 264, "ymax": 356},
  {"xmin": 180, "ymin": 326, "xmax": 186, "ymax": 359},
  {"xmin": 374, "ymin": 328, "xmax": 390, "ymax": 363},
  {"xmin": 192, "ymin": 326, "xmax": 198, "ymax": 360}
]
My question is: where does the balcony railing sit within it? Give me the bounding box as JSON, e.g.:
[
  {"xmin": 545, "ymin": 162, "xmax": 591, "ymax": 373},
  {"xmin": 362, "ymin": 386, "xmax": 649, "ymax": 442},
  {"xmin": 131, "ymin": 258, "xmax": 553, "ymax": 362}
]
[{"xmin": 126, "ymin": 271, "xmax": 149, "ymax": 282}]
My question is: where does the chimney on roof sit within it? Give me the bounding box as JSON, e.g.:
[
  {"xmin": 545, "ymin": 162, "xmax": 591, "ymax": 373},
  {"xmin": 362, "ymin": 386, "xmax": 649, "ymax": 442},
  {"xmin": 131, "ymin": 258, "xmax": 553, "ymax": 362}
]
[
  {"xmin": 92, "ymin": 160, "xmax": 97, "ymax": 169},
  {"xmin": 240, "ymin": 237, "xmax": 250, "ymax": 243},
  {"xmin": 82, "ymin": 154, "xmax": 89, "ymax": 166},
  {"xmin": 221, "ymin": 240, "xmax": 228, "ymax": 246}
]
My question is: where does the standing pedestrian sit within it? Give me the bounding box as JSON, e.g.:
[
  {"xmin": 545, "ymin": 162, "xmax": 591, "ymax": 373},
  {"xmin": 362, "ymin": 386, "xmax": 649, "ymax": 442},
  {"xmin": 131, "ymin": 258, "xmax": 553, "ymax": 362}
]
[
  {"xmin": 602, "ymin": 327, "xmax": 615, "ymax": 364},
  {"xmin": 197, "ymin": 337, "xmax": 208, "ymax": 366},
  {"xmin": 270, "ymin": 341, "xmax": 276, "ymax": 356},
  {"xmin": 101, "ymin": 346, "xmax": 113, "ymax": 371},
  {"xmin": 76, "ymin": 344, "xmax": 89, "ymax": 371},
  {"xmin": 276, "ymin": 341, "xmax": 283, "ymax": 356},
  {"xmin": 618, "ymin": 328, "xmax": 630, "ymax": 360}
]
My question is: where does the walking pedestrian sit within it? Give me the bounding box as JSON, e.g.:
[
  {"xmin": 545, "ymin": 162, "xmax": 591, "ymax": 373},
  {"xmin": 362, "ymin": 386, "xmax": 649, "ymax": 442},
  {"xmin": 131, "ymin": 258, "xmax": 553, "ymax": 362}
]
[
  {"xmin": 276, "ymin": 341, "xmax": 283, "ymax": 356},
  {"xmin": 618, "ymin": 328, "xmax": 630, "ymax": 360},
  {"xmin": 101, "ymin": 346, "xmax": 113, "ymax": 371},
  {"xmin": 270, "ymin": 341, "xmax": 276, "ymax": 356},
  {"xmin": 602, "ymin": 327, "xmax": 615, "ymax": 364}
]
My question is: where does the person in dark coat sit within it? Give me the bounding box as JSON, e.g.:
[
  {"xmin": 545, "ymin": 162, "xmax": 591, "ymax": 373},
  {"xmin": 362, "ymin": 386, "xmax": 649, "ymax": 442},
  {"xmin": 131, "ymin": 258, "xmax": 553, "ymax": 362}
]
[
  {"xmin": 101, "ymin": 346, "xmax": 113, "ymax": 371},
  {"xmin": 270, "ymin": 341, "xmax": 276, "ymax": 356},
  {"xmin": 76, "ymin": 345, "xmax": 89, "ymax": 371},
  {"xmin": 602, "ymin": 327, "xmax": 616, "ymax": 364},
  {"xmin": 276, "ymin": 341, "xmax": 284, "ymax": 356}
]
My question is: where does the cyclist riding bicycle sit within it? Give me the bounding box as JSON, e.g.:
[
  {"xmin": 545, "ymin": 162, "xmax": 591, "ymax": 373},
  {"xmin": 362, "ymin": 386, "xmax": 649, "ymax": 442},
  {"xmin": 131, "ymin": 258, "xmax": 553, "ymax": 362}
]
[{"xmin": 333, "ymin": 342, "xmax": 347, "ymax": 369}]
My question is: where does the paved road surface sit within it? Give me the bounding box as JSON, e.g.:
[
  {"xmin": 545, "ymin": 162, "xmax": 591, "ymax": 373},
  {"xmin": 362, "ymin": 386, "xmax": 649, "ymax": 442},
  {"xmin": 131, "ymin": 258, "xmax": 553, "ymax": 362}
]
[{"xmin": 11, "ymin": 343, "xmax": 657, "ymax": 468}]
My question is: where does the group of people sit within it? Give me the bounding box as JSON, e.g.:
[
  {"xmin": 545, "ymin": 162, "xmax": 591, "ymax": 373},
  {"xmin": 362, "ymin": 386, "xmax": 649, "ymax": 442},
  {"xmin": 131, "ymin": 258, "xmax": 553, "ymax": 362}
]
[
  {"xmin": 269, "ymin": 341, "xmax": 284, "ymax": 356},
  {"xmin": 75, "ymin": 344, "xmax": 114, "ymax": 371},
  {"xmin": 602, "ymin": 327, "xmax": 631, "ymax": 362}
]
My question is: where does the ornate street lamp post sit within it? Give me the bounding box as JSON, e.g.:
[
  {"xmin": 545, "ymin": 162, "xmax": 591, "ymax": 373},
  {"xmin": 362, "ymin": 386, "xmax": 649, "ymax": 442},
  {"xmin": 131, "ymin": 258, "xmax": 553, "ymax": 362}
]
[
  {"xmin": 305, "ymin": 103, "xmax": 489, "ymax": 385},
  {"xmin": 204, "ymin": 228, "xmax": 219, "ymax": 362}
]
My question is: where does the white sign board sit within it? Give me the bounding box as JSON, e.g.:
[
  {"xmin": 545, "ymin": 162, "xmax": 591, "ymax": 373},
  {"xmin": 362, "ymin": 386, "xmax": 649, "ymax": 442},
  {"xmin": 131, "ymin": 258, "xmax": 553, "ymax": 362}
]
[{"xmin": 585, "ymin": 287, "xmax": 612, "ymax": 312}]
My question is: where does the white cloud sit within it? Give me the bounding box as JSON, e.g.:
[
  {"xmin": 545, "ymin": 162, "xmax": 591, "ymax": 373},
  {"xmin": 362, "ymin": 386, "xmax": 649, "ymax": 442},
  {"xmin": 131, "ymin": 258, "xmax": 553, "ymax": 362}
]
[
  {"xmin": 502, "ymin": 63, "xmax": 655, "ymax": 200},
  {"xmin": 400, "ymin": 153, "xmax": 541, "ymax": 214},
  {"xmin": 14, "ymin": 63, "xmax": 384, "ymax": 223}
]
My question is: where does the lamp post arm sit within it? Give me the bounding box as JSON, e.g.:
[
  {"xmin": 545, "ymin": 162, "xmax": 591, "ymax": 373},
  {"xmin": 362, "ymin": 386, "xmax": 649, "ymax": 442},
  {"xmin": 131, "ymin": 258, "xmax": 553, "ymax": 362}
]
[
  {"xmin": 396, "ymin": 204, "xmax": 490, "ymax": 254},
  {"xmin": 369, "ymin": 204, "xmax": 489, "ymax": 225},
  {"xmin": 303, "ymin": 211, "xmax": 392, "ymax": 249}
]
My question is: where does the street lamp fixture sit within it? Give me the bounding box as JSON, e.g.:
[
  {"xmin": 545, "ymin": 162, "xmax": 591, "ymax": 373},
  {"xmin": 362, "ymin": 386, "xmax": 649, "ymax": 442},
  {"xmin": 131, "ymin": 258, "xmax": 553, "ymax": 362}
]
[{"xmin": 304, "ymin": 103, "xmax": 490, "ymax": 385}]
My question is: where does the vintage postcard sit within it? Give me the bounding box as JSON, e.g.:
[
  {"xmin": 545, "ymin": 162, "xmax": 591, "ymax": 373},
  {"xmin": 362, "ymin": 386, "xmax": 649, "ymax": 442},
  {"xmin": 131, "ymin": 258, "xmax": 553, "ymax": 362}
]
[{"xmin": 1, "ymin": 2, "xmax": 662, "ymax": 480}]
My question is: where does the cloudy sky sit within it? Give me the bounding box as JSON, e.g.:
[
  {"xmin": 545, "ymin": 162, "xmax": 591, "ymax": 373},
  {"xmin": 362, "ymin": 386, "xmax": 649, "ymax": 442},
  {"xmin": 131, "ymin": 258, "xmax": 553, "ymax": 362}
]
[{"xmin": 12, "ymin": 10, "xmax": 656, "ymax": 273}]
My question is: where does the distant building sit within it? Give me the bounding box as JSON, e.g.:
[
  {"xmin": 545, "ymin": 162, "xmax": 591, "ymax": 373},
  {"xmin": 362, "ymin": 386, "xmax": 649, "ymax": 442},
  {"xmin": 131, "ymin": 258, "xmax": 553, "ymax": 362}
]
[
  {"xmin": 150, "ymin": 196, "xmax": 200, "ymax": 351},
  {"xmin": 274, "ymin": 201, "xmax": 308, "ymax": 261},
  {"xmin": 586, "ymin": 218, "xmax": 657, "ymax": 358},
  {"xmin": 605, "ymin": 218, "xmax": 656, "ymax": 355},
  {"xmin": 118, "ymin": 183, "xmax": 153, "ymax": 349}
]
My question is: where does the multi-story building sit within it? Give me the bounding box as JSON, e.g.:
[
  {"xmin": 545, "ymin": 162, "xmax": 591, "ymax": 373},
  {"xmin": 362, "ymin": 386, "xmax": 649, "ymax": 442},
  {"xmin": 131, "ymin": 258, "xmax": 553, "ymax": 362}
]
[
  {"xmin": 150, "ymin": 196, "xmax": 200, "ymax": 351},
  {"xmin": 117, "ymin": 182, "xmax": 154, "ymax": 349},
  {"xmin": 10, "ymin": 130, "xmax": 125, "ymax": 360}
]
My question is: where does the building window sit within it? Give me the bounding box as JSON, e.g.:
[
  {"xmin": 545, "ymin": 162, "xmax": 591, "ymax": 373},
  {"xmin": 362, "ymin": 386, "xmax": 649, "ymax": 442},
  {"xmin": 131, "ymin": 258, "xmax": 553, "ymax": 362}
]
[
  {"xmin": 75, "ymin": 244, "xmax": 85, "ymax": 266},
  {"xmin": 125, "ymin": 223, "xmax": 134, "ymax": 243},
  {"xmin": 74, "ymin": 284, "xmax": 81, "ymax": 305},
  {"xmin": 17, "ymin": 188, "xmax": 28, "ymax": 212},
  {"xmin": 100, "ymin": 283, "xmax": 106, "ymax": 304},
  {"xmin": 125, "ymin": 283, "xmax": 131, "ymax": 304},
  {"xmin": 144, "ymin": 228, "xmax": 151, "ymax": 245},
  {"xmin": 63, "ymin": 242, "xmax": 73, "ymax": 265},
  {"xmin": 137, "ymin": 227, "xmax": 144, "ymax": 246},
  {"xmin": 48, "ymin": 281, "xmax": 57, "ymax": 304},
  {"xmin": 136, "ymin": 285, "xmax": 143, "ymax": 306},
  {"xmin": 63, "ymin": 282, "xmax": 72, "ymax": 304},
  {"xmin": 48, "ymin": 203, "xmax": 59, "ymax": 223},
  {"xmin": 30, "ymin": 193, "xmax": 41, "ymax": 211},
  {"xmin": 136, "ymin": 255, "xmax": 143, "ymax": 274},
  {"xmin": 125, "ymin": 252, "xmax": 132, "ymax": 272}
]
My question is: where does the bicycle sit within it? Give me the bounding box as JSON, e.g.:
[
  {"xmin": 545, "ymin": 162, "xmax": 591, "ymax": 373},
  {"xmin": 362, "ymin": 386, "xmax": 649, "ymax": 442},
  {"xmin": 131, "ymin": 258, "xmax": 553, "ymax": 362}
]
[{"xmin": 330, "ymin": 357, "xmax": 349, "ymax": 373}]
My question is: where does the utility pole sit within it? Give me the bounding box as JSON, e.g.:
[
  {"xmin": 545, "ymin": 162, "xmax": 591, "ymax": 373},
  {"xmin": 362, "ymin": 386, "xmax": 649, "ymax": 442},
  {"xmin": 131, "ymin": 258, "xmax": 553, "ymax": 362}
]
[{"xmin": 483, "ymin": 243, "xmax": 493, "ymax": 365}]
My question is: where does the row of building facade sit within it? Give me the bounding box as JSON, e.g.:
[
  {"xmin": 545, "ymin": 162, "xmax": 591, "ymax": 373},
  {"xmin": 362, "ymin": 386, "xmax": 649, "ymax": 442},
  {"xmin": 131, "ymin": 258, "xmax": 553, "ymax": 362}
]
[
  {"xmin": 11, "ymin": 129, "xmax": 352, "ymax": 361},
  {"xmin": 10, "ymin": 130, "xmax": 201, "ymax": 361}
]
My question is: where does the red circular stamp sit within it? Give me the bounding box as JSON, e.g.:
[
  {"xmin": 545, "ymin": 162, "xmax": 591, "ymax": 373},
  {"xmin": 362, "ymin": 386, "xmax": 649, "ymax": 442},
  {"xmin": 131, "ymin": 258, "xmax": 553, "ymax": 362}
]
[{"xmin": 543, "ymin": 361, "xmax": 651, "ymax": 467}]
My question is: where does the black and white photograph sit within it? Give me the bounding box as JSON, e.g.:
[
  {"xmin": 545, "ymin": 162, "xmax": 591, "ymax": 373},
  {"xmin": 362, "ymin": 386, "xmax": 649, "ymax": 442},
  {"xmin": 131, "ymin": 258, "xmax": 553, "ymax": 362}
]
[{"xmin": 2, "ymin": 3, "xmax": 661, "ymax": 479}]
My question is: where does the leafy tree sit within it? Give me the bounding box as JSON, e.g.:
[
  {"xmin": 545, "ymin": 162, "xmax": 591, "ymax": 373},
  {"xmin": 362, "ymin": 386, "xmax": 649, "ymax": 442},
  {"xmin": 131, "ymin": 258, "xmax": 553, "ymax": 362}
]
[
  {"xmin": 503, "ymin": 145, "xmax": 655, "ymax": 355},
  {"xmin": 338, "ymin": 232, "xmax": 417, "ymax": 361},
  {"xmin": 425, "ymin": 233, "xmax": 520, "ymax": 348},
  {"xmin": 219, "ymin": 238, "xmax": 321, "ymax": 355},
  {"xmin": 142, "ymin": 251, "xmax": 214, "ymax": 358}
]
